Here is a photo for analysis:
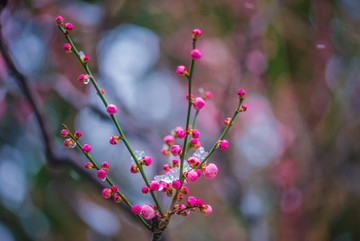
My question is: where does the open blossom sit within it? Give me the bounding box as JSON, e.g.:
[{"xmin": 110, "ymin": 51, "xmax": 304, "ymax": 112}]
[
  {"xmin": 170, "ymin": 145, "xmax": 182, "ymax": 156},
  {"xmin": 132, "ymin": 205, "xmax": 142, "ymax": 214},
  {"xmin": 203, "ymin": 163, "xmax": 218, "ymax": 179},
  {"xmin": 201, "ymin": 204, "xmax": 213, "ymax": 216},
  {"xmin": 106, "ymin": 104, "xmax": 117, "ymax": 115},
  {"xmin": 187, "ymin": 157, "xmax": 200, "ymax": 168},
  {"xmin": 193, "ymin": 97, "xmax": 205, "ymax": 110},
  {"xmin": 141, "ymin": 204, "xmax": 155, "ymax": 219},
  {"xmin": 180, "ymin": 186, "xmax": 189, "ymax": 195}
]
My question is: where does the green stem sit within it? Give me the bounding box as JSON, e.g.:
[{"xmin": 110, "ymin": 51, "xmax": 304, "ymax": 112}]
[
  {"xmin": 191, "ymin": 110, "xmax": 199, "ymax": 129},
  {"xmin": 58, "ymin": 25, "xmax": 164, "ymax": 216},
  {"xmin": 195, "ymin": 98, "xmax": 244, "ymax": 169},
  {"xmin": 62, "ymin": 125, "xmax": 151, "ymax": 231},
  {"xmin": 179, "ymin": 39, "xmax": 197, "ymax": 183}
]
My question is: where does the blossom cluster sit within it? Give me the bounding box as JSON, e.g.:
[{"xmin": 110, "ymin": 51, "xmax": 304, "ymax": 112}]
[{"xmin": 56, "ymin": 16, "xmax": 247, "ymax": 230}]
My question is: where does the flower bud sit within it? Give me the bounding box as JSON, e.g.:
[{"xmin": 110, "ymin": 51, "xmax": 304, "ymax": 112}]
[
  {"xmin": 191, "ymin": 49, "xmax": 202, "ymax": 59},
  {"xmin": 56, "ymin": 16, "xmax": 63, "ymax": 26},
  {"xmin": 64, "ymin": 23, "xmax": 73, "ymax": 34}
]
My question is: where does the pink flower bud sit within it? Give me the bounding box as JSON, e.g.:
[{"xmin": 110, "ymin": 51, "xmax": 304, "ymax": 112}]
[
  {"xmin": 180, "ymin": 186, "xmax": 189, "ymax": 195},
  {"xmin": 161, "ymin": 182, "xmax": 170, "ymax": 192},
  {"xmin": 141, "ymin": 204, "xmax": 155, "ymax": 220},
  {"xmin": 113, "ymin": 193, "xmax": 122, "ymax": 203},
  {"xmin": 203, "ymin": 163, "xmax": 218, "ymax": 179},
  {"xmin": 240, "ymin": 104, "xmax": 248, "ymax": 112},
  {"xmin": 161, "ymin": 148, "xmax": 170, "ymax": 156},
  {"xmin": 111, "ymin": 186, "xmax": 117, "ymax": 193},
  {"xmin": 149, "ymin": 180, "xmax": 160, "ymax": 191},
  {"xmin": 186, "ymin": 169, "xmax": 198, "ymax": 183},
  {"xmin": 63, "ymin": 138, "xmax": 75, "ymax": 148},
  {"xmin": 175, "ymin": 129, "xmax": 186, "ymax": 139},
  {"xmin": 132, "ymin": 204, "xmax": 142, "ymax": 214},
  {"xmin": 172, "ymin": 180, "xmax": 181, "ymax": 189},
  {"xmin": 187, "ymin": 196, "xmax": 197, "ymax": 206},
  {"xmin": 56, "ymin": 16, "xmax": 63, "ymax": 25},
  {"xmin": 189, "ymin": 138, "xmax": 201, "ymax": 150},
  {"xmin": 202, "ymin": 91, "xmax": 212, "ymax": 100},
  {"xmin": 196, "ymin": 199, "xmax": 203, "ymax": 207},
  {"xmin": 191, "ymin": 49, "xmax": 202, "ymax": 59},
  {"xmin": 141, "ymin": 156, "xmax": 152, "ymax": 166},
  {"xmin": 192, "ymin": 28, "xmax": 202, "ymax": 39},
  {"xmin": 191, "ymin": 129, "xmax": 200, "ymax": 138},
  {"xmin": 109, "ymin": 136, "xmax": 120, "ymax": 145},
  {"xmin": 60, "ymin": 129, "xmax": 69, "ymax": 137},
  {"xmin": 141, "ymin": 186, "xmax": 150, "ymax": 194},
  {"xmin": 176, "ymin": 65, "xmax": 189, "ymax": 77},
  {"xmin": 74, "ymin": 131, "xmax": 82, "ymax": 140},
  {"xmin": 170, "ymin": 145, "xmax": 182, "ymax": 156},
  {"xmin": 63, "ymin": 43, "xmax": 72, "ymax": 53},
  {"xmin": 82, "ymin": 144, "xmax": 91, "ymax": 153},
  {"xmin": 224, "ymin": 117, "xmax": 232, "ymax": 126},
  {"xmin": 78, "ymin": 74, "xmax": 89, "ymax": 83},
  {"xmin": 102, "ymin": 188, "xmax": 112, "ymax": 199},
  {"xmin": 193, "ymin": 97, "xmax": 205, "ymax": 110},
  {"xmin": 162, "ymin": 164, "xmax": 170, "ymax": 172},
  {"xmin": 101, "ymin": 162, "xmax": 109, "ymax": 171},
  {"xmin": 201, "ymin": 204, "xmax": 212, "ymax": 216},
  {"xmin": 106, "ymin": 104, "xmax": 117, "ymax": 115},
  {"xmin": 130, "ymin": 164, "xmax": 139, "ymax": 173},
  {"xmin": 218, "ymin": 140, "xmax": 229, "ymax": 150},
  {"xmin": 176, "ymin": 193, "xmax": 183, "ymax": 201},
  {"xmin": 97, "ymin": 88, "xmax": 105, "ymax": 95},
  {"xmin": 97, "ymin": 169, "xmax": 106, "ymax": 179},
  {"xmin": 195, "ymin": 169, "xmax": 202, "ymax": 177},
  {"xmin": 82, "ymin": 55, "xmax": 89, "ymax": 64},
  {"xmin": 64, "ymin": 23, "xmax": 73, "ymax": 34},
  {"xmin": 163, "ymin": 135, "xmax": 175, "ymax": 146},
  {"xmin": 237, "ymin": 89, "xmax": 246, "ymax": 99},
  {"xmin": 187, "ymin": 157, "xmax": 200, "ymax": 168},
  {"xmin": 172, "ymin": 159, "xmax": 179, "ymax": 167},
  {"xmin": 84, "ymin": 162, "xmax": 94, "ymax": 170},
  {"xmin": 186, "ymin": 94, "xmax": 194, "ymax": 101}
]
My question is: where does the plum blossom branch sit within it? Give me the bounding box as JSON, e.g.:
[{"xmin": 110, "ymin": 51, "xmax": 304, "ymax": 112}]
[{"xmin": 57, "ymin": 22, "xmax": 164, "ymax": 216}]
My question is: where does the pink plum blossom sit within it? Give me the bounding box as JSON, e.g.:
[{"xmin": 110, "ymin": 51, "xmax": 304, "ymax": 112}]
[
  {"xmin": 132, "ymin": 205, "xmax": 142, "ymax": 214},
  {"xmin": 141, "ymin": 204, "xmax": 155, "ymax": 219},
  {"xmin": 191, "ymin": 49, "xmax": 202, "ymax": 59},
  {"xmin": 193, "ymin": 97, "xmax": 205, "ymax": 110},
  {"xmin": 106, "ymin": 104, "xmax": 117, "ymax": 115},
  {"xmin": 203, "ymin": 163, "xmax": 218, "ymax": 179}
]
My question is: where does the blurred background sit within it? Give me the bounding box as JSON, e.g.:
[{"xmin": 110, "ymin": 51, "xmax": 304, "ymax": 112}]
[{"xmin": 0, "ymin": 0, "xmax": 360, "ymax": 240}]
